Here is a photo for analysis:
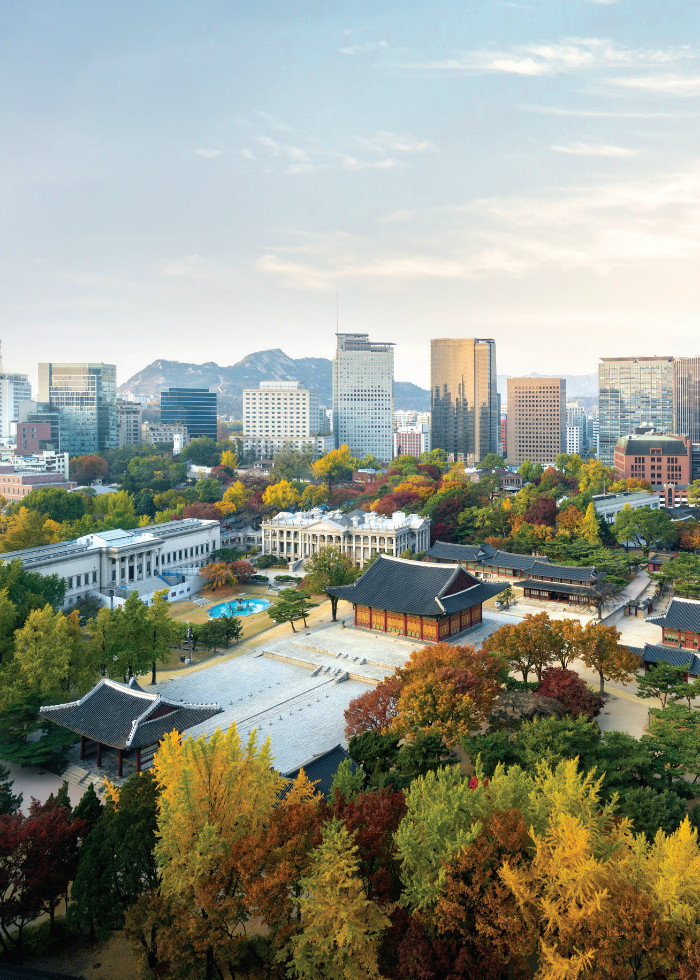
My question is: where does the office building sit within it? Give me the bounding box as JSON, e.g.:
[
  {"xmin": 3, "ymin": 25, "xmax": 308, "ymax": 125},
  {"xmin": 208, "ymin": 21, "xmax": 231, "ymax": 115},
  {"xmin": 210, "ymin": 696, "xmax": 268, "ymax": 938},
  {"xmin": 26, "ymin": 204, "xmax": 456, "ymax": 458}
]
[
  {"xmin": 332, "ymin": 333, "xmax": 394, "ymax": 462},
  {"xmin": 566, "ymin": 425, "xmax": 583, "ymax": 456},
  {"xmin": 142, "ymin": 421, "xmax": 190, "ymax": 452},
  {"xmin": 613, "ymin": 434, "xmax": 692, "ymax": 489},
  {"xmin": 38, "ymin": 362, "xmax": 117, "ymax": 456},
  {"xmin": 0, "ymin": 470, "xmax": 76, "ymax": 503},
  {"xmin": 0, "ymin": 448, "xmax": 70, "ymax": 479},
  {"xmin": 241, "ymin": 380, "xmax": 331, "ymax": 458},
  {"xmin": 674, "ymin": 356, "xmax": 700, "ymax": 478},
  {"xmin": 394, "ymin": 423, "xmax": 431, "ymax": 458},
  {"xmin": 117, "ymin": 400, "xmax": 143, "ymax": 448},
  {"xmin": 598, "ymin": 357, "xmax": 674, "ymax": 466},
  {"xmin": 430, "ymin": 338, "xmax": 498, "ymax": 465},
  {"xmin": 0, "ymin": 343, "xmax": 32, "ymax": 443},
  {"xmin": 161, "ymin": 388, "xmax": 217, "ymax": 440},
  {"xmin": 17, "ymin": 402, "xmax": 62, "ymax": 456},
  {"xmin": 506, "ymin": 378, "xmax": 566, "ymax": 466}
]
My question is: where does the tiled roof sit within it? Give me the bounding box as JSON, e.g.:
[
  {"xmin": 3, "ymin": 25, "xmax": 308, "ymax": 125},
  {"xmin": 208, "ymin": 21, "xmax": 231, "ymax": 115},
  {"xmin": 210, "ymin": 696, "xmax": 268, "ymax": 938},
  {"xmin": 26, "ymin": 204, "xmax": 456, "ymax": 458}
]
[
  {"xmin": 441, "ymin": 580, "xmax": 509, "ymax": 612},
  {"xmin": 426, "ymin": 540, "xmax": 540, "ymax": 571},
  {"xmin": 327, "ymin": 553, "xmax": 495, "ymax": 616},
  {"xmin": 647, "ymin": 597, "xmax": 700, "ymax": 633},
  {"xmin": 617, "ymin": 436, "xmax": 689, "ymax": 456},
  {"xmin": 515, "ymin": 578, "xmax": 595, "ymax": 596},
  {"xmin": 641, "ymin": 643, "xmax": 700, "ymax": 675},
  {"xmin": 528, "ymin": 561, "xmax": 597, "ymax": 583},
  {"xmin": 281, "ymin": 744, "xmax": 358, "ymax": 800},
  {"xmin": 40, "ymin": 678, "xmax": 221, "ymax": 750}
]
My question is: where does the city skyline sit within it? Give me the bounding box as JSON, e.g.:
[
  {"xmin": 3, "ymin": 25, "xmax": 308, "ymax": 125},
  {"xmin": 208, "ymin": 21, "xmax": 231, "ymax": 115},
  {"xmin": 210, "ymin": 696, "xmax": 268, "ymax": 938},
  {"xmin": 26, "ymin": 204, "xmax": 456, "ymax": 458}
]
[{"xmin": 2, "ymin": 1, "xmax": 699, "ymax": 387}]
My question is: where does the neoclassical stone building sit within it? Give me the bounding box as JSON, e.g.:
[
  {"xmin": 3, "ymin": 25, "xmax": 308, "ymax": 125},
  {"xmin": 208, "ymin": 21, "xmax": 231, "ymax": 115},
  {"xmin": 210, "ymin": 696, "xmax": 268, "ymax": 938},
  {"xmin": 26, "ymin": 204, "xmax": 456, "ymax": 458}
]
[{"xmin": 261, "ymin": 508, "xmax": 430, "ymax": 567}]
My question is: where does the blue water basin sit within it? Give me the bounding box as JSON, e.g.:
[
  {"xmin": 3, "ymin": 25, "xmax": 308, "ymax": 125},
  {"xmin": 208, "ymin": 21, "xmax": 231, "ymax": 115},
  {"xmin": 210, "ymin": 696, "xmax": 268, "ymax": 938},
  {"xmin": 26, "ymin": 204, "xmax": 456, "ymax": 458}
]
[{"xmin": 208, "ymin": 596, "xmax": 272, "ymax": 619}]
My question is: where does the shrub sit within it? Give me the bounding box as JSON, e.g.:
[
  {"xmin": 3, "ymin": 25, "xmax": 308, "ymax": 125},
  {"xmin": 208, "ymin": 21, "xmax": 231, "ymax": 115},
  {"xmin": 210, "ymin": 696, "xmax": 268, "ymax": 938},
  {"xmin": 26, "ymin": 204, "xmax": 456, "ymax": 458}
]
[{"xmin": 535, "ymin": 668, "xmax": 604, "ymax": 720}]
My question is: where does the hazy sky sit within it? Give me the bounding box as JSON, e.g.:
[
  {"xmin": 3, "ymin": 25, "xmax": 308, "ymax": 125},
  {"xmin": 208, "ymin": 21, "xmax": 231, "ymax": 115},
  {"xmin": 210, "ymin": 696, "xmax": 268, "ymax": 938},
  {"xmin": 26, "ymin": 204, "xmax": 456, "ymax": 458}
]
[{"xmin": 2, "ymin": 0, "xmax": 699, "ymax": 390}]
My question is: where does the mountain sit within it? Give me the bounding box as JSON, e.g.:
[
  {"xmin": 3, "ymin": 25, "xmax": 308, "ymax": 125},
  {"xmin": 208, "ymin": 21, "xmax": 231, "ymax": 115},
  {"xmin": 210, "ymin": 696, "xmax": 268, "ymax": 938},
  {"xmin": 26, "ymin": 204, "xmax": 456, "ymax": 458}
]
[{"xmin": 119, "ymin": 350, "xmax": 431, "ymax": 414}]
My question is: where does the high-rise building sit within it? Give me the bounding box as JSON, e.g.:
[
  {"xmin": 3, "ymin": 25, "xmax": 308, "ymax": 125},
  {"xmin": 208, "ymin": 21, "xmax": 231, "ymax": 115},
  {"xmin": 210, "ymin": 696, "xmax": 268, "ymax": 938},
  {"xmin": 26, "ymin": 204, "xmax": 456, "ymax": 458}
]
[
  {"xmin": 160, "ymin": 388, "xmax": 217, "ymax": 440},
  {"xmin": 598, "ymin": 356, "xmax": 674, "ymax": 466},
  {"xmin": 394, "ymin": 423, "xmax": 431, "ymax": 458},
  {"xmin": 430, "ymin": 338, "xmax": 498, "ymax": 465},
  {"xmin": 17, "ymin": 401, "xmax": 61, "ymax": 453},
  {"xmin": 243, "ymin": 381, "xmax": 320, "ymax": 440},
  {"xmin": 332, "ymin": 333, "xmax": 394, "ymax": 462},
  {"xmin": 0, "ymin": 342, "xmax": 32, "ymax": 443},
  {"xmin": 38, "ymin": 362, "xmax": 117, "ymax": 456},
  {"xmin": 506, "ymin": 378, "xmax": 566, "ymax": 466},
  {"xmin": 117, "ymin": 400, "xmax": 143, "ymax": 448},
  {"xmin": 674, "ymin": 356, "xmax": 700, "ymax": 444}
]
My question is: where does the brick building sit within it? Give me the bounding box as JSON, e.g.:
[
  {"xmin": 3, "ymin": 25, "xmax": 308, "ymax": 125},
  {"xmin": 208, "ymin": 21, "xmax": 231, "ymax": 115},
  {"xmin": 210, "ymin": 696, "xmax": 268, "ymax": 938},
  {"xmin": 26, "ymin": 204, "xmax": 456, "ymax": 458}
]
[{"xmin": 613, "ymin": 434, "xmax": 692, "ymax": 489}]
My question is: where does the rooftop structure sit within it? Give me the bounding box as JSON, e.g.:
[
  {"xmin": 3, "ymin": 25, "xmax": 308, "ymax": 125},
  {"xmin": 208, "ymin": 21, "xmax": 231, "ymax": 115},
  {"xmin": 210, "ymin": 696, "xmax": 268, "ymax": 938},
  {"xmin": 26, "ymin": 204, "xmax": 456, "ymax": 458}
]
[
  {"xmin": 327, "ymin": 553, "xmax": 505, "ymax": 641},
  {"xmin": 262, "ymin": 507, "xmax": 430, "ymax": 567},
  {"xmin": 41, "ymin": 677, "xmax": 221, "ymax": 778}
]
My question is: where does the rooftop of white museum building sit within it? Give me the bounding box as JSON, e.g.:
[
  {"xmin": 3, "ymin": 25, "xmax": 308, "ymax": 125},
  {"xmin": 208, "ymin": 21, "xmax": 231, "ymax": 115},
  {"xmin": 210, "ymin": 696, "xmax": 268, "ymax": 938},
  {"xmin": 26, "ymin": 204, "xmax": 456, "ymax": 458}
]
[{"xmin": 264, "ymin": 507, "xmax": 428, "ymax": 531}]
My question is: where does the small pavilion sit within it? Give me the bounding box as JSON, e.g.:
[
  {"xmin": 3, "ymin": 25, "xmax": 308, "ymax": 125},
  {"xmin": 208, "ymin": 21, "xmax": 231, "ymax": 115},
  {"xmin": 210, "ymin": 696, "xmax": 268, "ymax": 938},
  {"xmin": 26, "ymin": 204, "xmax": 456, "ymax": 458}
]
[
  {"xmin": 40, "ymin": 677, "xmax": 221, "ymax": 777},
  {"xmin": 326, "ymin": 553, "xmax": 506, "ymax": 642}
]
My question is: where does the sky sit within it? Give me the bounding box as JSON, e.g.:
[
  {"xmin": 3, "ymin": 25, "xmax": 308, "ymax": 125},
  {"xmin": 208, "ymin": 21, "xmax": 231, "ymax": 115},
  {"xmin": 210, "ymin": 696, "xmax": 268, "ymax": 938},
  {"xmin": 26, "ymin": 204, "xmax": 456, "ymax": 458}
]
[{"xmin": 1, "ymin": 0, "xmax": 699, "ymax": 391}]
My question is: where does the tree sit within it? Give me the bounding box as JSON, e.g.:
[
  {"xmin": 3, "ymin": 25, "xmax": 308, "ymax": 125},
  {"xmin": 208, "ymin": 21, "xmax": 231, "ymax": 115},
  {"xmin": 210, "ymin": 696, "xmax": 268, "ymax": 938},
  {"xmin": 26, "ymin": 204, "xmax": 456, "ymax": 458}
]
[
  {"xmin": 580, "ymin": 501, "xmax": 603, "ymax": 544},
  {"xmin": 479, "ymin": 452, "xmax": 507, "ymax": 470},
  {"xmin": 194, "ymin": 477, "xmax": 222, "ymax": 503},
  {"xmin": 304, "ymin": 546, "xmax": 359, "ymax": 620},
  {"xmin": 0, "ymin": 589, "xmax": 18, "ymax": 664},
  {"xmin": 0, "ymin": 690, "xmax": 77, "ymax": 768},
  {"xmin": 345, "ymin": 678, "xmax": 401, "ymax": 738},
  {"xmin": 577, "ymin": 621, "xmax": 641, "ymax": 694},
  {"xmin": 231, "ymin": 559, "xmax": 255, "ymax": 582},
  {"xmin": 311, "ymin": 445, "xmax": 354, "ymax": 488},
  {"xmin": 219, "ymin": 613, "xmax": 244, "ymax": 647},
  {"xmin": 301, "ymin": 483, "xmax": 330, "ymax": 508},
  {"xmin": 482, "ymin": 612, "xmax": 564, "ymax": 683},
  {"xmin": 0, "ymin": 764, "xmax": 21, "ymax": 815},
  {"xmin": 147, "ymin": 589, "xmax": 179, "ymax": 684},
  {"xmin": 8, "ymin": 486, "xmax": 88, "ymax": 523},
  {"xmin": 392, "ymin": 642, "xmax": 505, "ymax": 745},
  {"xmin": 219, "ymin": 448, "xmax": 239, "ymax": 469},
  {"xmin": 71, "ymin": 771, "xmax": 159, "ymax": 940},
  {"xmin": 517, "ymin": 460, "xmax": 544, "ymax": 483},
  {"xmin": 617, "ymin": 785, "xmax": 688, "ymax": 839},
  {"xmin": 644, "ymin": 704, "xmax": 700, "ymax": 785},
  {"xmin": 586, "ymin": 576, "xmax": 629, "ymax": 620},
  {"xmin": 614, "ymin": 504, "xmax": 678, "ymax": 555},
  {"xmin": 202, "ymin": 561, "xmax": 236, "ymax": 592},
  {"xmin": 535, "ymin": 667, "xmax": 604, "ymax": 720},
  {"xmin": 216, "ymin": 480, "xmax": 248, "ymax": 515},
  {"xmin": 270, "ymin": 446, "xmax": 315, "ymax": 482},
  {"xmin": 9, "ymin": 605, "xmax": 98, "ymax": 699},
  {"xmin": 686, "ymin": 479, "xmax": 700, "ymax": 508},
  {"xmin": 287, "ymin": 818, "xmax": 390, "ymax": 980},
  {"xmin": 269, "ymin": 589, "xmax": 315, "ymax": 632},
  {"xmin": 262, "ymin": 479, "xmax": 301, "ymax": 511},
  {"xmin": 70, "ymin": 454, "xmax": 109, "ymax": 484},
  {"xmin": 151, "ymin": 726, "xmax": 286, "ymax": 977},
  {"xmin": 110, "ymin": 592, "xmax": 153, "ymax": 680},
  {"xmin": 636, "ymin": 661, "xmax": 696, "ymax": 709}
]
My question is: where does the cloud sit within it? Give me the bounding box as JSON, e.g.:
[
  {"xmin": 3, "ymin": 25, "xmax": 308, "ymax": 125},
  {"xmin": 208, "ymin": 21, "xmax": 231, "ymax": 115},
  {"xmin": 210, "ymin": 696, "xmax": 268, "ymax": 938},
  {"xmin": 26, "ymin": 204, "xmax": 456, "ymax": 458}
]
[
  {"xmin": 611, "ymin": 73, "xmax": 700, "ymax": 96},
  {"xmin": 393, "ymin": 36, "xmax": 691, "ymax": 77},
  {"xmin": 254, "ymin": 166, "xmax": 700, "ymax": 289},
  {"xmin": 340, "ymin": 40, "xmax": 387, "ymax": 56},
  {"xmin": 549, "ymin": 141, "xmax": 637, "ymax": 157},
  {"xmin": 524, "ymin": 105, "xmax": 696, "ymax": 119},
  {"xmin": 355, "ymin": 131, "xmax": 437, "ymax": 155},
  {"xmin": 195, "ymin": 148, "xmax": 223, "ymax": 158},
  {"xmin": 340, "ymin": 155, "xmax": 400, "ymax": 171}
]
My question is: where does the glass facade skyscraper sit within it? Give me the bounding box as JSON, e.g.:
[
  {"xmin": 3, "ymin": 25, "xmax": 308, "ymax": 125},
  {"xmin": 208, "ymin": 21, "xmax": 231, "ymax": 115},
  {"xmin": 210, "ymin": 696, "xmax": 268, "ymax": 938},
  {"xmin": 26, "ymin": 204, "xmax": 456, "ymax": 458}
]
[
  {"xmin": 332, "ymin": 333, "xmax": 394, "ymax": 462},
  {"xmin": 160, "ymin": 388, "xmax": 217, "ymax": 439},
  {"xmin": 430, "ymin": 338, "xmax": 498, "ymax": 465},
  {"xmin": 598, "ymin": 357, "xmax": 674, "ymax": 465},
  {"xmin": 38, "ymin": 362, "xmax": 117, "ymax": 456}
]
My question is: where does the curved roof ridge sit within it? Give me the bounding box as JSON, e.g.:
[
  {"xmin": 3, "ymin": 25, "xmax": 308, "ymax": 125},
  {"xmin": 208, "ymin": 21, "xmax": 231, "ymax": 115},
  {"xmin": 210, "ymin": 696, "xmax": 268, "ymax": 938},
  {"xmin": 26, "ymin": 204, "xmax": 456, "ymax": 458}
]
[{"xmin": 378, "ymin": 553, "xmax": 460, "ymax": 570}]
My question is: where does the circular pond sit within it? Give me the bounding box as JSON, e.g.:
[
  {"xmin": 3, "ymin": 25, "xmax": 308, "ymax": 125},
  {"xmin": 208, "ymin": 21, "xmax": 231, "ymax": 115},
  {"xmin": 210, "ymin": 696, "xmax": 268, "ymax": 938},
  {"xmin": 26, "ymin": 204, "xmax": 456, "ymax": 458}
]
[{"xmin": 208, "ymin": 596, "xmax": 272, "ymax": 619}]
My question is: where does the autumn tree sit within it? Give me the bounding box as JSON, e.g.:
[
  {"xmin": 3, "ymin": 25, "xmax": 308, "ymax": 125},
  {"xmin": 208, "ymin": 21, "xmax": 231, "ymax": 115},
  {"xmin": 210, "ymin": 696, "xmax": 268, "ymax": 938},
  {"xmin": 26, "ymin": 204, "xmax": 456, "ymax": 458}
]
[
  {"xmin": 580, "ymin": 501, "xmax": 603, "ymax": 544},
  {"xmin": 9, "ymin": 605, "xmax": 98, "ymax": 699},
  {"xmin": 392, "ymin": 642, "xmax": 505, "ymax": 745},
  {"xmin": 262, "ymin": 479, "xmax": 301, "ymax": 511},
  {"xmin": 147, "ymin": 589, "xmax": 180, "ymax": 684},
  {"xmin": 286, "ymin": 818, "xmax": 390, "ymax": 980},
  {"xmin": 535, "ymin": 667, "xmax": 604, "ymax": 720},
  {"xmin": 577, "ymin": 621, "xmax": 641, "ymax": 694},
  {"xmin": 311, "ymin": 444, "xmax": 354, "ymax": 488},
  {"xmin": 345, "ymin": 677, "xmax": 401, "ymax": 737},
  {"xmin": 482, "ymin": 612, "xmax": 564, "ymax": 683},
  {"xmin": 614, "ymin": 504, "xmax": 678, "ymax": 555},
  {"xmin": 215, "ymin": 480, "xmax": 248, "ymax": 516},
  {"xmin": 202, "ymin": 561, "xmax": 236, "ymax": 591},
  {"xmin": 304, "ymin": 546, "xmax": 358, "ymax": 620}
]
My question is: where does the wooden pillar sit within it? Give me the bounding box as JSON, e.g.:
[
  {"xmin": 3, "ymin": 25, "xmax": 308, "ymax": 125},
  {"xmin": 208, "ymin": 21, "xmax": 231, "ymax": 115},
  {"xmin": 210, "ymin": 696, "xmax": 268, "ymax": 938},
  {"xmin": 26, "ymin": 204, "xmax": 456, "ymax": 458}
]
[
  {"xmin": 118, "ymin": 749, "xmax": 123, "ymax": 779},
  {"xmin": 384, "ymin": 610, "xmax": 388, "ymax": 633},
  {"xmin": 354, "ymin": 606, "xmax": 358, "ymax": 627},
  {"xmin": 80, "ymin": 735, "xmax": 85, "ymax": 760},
  {"xmin": 403, "ymin": 613, "xmax": 407, "ymax": 636},
  {"xmin": 419, "ymin": 616, "xmax": 424, "ymax": 640},
  {"xmin": 96, "ymin": 742, "xmax": 102, "ymax": 767},
  {"xmin": 136, "ymin": 749, "xmax": 142, "ymax": 772}
]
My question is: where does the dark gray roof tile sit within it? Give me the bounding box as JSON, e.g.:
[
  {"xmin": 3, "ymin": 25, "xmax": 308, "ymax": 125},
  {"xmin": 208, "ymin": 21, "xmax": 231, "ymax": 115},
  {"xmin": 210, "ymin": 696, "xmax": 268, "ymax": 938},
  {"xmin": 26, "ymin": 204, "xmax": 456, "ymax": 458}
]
[
  {"xmin": 641, "ymin": 643, "xmax": 700, "ymax": 674},
  {"xmin": 647, "ymin": 598, "xmax": 700, "ymax": 633}
]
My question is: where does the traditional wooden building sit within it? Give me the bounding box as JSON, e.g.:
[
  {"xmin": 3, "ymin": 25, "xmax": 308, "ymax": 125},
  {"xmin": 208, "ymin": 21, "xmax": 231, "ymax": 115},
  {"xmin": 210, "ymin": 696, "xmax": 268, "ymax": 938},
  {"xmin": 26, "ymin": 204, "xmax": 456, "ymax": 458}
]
[
  {"xmin": 638, "ymin": 643, "xmax": 700, "ymax": 680},
  {"xmin": 326, "ymin": 553, "xmax": 506, "ymax": 642},
  {"xmin": 513, "ymin": 561, "xmax": 601, "ymax": 606},
  {"xmin": 426, "ymin": 540, "xmax": 545, "ymax": 580},
  {"xmin": 40, "ymin": 677, "xmax": 221, "ymax": 777},
  {"xmin": 647, "ymin": 597, "xmax": 700, "ymax": 651}
]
